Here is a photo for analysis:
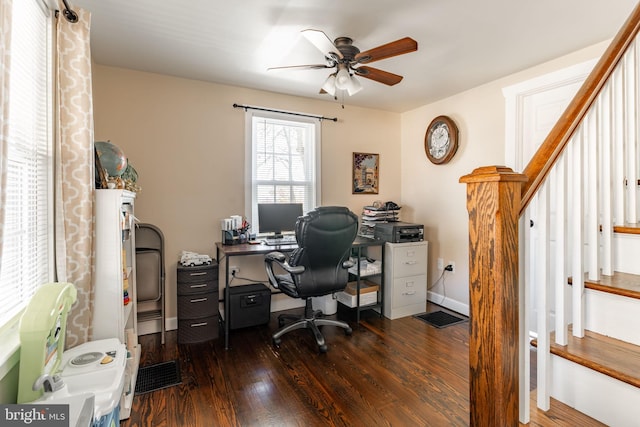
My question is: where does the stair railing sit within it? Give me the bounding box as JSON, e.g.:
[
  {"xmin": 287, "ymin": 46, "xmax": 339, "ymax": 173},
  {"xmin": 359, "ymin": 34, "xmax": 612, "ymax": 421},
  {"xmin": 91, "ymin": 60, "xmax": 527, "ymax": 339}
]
[{"xmin": 460, "ymin": 2, "xmax": 640, "ymax": 425}]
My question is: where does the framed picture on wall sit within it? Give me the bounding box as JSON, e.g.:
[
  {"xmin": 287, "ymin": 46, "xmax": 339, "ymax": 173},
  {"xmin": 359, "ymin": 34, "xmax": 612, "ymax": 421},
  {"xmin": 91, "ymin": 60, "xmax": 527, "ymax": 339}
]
[{"xmin": 352, "ymin": 152, "xmax": 379, "ymax": 194}]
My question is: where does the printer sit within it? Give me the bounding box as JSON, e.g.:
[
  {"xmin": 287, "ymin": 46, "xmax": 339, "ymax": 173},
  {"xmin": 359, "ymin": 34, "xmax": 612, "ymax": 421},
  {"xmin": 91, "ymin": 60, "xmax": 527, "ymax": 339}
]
[{"xmin": 374, "ymin": 222, "xmax": 424, "ymax": 243}]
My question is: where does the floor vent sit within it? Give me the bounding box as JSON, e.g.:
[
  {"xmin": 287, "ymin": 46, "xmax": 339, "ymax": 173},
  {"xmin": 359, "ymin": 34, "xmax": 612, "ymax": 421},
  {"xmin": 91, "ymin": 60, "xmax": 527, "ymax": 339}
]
[
  {"xmin": 135, "ymin": 360, "xmax": 181, "ymax": 394},
  {"xmin": 414, "ymin": 310, "xmax": 467, "ymax": 328}
]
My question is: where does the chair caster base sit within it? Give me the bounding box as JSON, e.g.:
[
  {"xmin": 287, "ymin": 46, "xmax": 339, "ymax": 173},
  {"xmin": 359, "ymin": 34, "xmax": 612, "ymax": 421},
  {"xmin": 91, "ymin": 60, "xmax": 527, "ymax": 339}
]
[{"xmin": 271, "ymin": 299, "xmax": 354, "ymax": 353}]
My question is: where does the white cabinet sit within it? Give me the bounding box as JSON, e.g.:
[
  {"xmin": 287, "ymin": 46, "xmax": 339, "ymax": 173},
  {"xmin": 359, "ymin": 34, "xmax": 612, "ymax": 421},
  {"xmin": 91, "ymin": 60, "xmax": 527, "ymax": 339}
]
[
  {"xmin": 383, "ymin": 241, "xmax": 428, "ymax": 319},
  {"xmin": 93, "ymin": 189, "xmax": 140, "ymax": 420}
]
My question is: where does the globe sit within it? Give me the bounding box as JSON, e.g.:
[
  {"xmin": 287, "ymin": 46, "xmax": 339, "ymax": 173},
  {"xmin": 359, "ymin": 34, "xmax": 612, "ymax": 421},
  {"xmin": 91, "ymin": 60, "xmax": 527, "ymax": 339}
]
[
  {"xmin": 121, "ymin": 163, "xmax": 138, "ymax": 183},
  {"xmin": 95, "ymin": 141, "xmax": 127, "ymax": 177}
]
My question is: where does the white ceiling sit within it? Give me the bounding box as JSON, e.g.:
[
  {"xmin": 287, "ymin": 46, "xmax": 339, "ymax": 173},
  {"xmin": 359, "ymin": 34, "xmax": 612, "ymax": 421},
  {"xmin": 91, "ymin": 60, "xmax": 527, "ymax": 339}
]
[{"xmin": 69, "ymin": 0, "xmax": 638, "ymax": 113}]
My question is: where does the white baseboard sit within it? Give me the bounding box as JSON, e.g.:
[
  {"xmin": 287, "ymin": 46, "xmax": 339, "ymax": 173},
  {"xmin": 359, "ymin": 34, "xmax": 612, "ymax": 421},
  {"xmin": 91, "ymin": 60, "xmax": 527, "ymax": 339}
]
[
  {"xmin": 138, "ymin": 317, "xmax": 178, "ymax": 335},
  {"xmin": 145, "ymin": 294, "xmax": 464, "ymax": 338},
  {"xmin": 138, "ymin": 296, "xmax": 308, "ymax": 338},
  {"xmin": 427, "ymin": 291, "xmax": 469, "ymax": 317},
  {"xmin": 166, "ymin": 317, "xmax": 177, "ymax": 331},
  {"xmin": 270, "ymin": 293, "xmax": 305, "ymax": 312}
]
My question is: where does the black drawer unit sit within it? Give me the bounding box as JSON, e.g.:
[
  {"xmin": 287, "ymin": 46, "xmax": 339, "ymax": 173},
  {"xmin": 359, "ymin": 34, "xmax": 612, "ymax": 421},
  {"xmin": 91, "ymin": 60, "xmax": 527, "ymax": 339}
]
[
  {"xmin": 229, "ymin": 283, "xmax": 271, "ymax": 330},
  {"xmin": 178, "ymin": 293, "xmax": 218, "ymax": 319},
  {"xmin": 177, "ymin": 264, "xmax": 218, "ymax": 294},
  {"xmin": 177, "ymin": 315, "xmax": 218, "ymax": 344},
  {"xmin": 177, "ymin": 262, "xmax": 219, "ymax": 343}
]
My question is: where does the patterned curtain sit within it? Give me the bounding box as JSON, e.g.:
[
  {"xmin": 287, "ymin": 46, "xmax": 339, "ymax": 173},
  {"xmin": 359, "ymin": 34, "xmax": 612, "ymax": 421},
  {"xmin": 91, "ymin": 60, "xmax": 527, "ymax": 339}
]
[
  {"xmin": 0, "ymin": 0, "xmax": 12, "ymax": 282},
  {"xmin": 55, "ymin": 7, "xmax": 95, "ymax": 346}
]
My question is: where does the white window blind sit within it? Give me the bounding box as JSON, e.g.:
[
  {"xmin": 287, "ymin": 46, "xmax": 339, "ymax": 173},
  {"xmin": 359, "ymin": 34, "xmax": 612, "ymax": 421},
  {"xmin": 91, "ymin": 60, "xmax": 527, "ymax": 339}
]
[
  {"xmin": 245, "ymin": 111, "xmax": 321, "ymax": 233},
  {"xmin": 0, "ymin": 0, "xmax": 53, "ymax": 329}
]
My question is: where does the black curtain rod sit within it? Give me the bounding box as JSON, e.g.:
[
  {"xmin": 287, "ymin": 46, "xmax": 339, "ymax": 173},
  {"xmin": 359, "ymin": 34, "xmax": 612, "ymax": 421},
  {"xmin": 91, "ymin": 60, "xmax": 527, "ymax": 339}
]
[
  {"xmin": 233, "ymin": 103, "xmax": 337, "ymax": 122},
  {"xmin": 59, "ymin": 0, "xmax": 78, "ymax": 23}
]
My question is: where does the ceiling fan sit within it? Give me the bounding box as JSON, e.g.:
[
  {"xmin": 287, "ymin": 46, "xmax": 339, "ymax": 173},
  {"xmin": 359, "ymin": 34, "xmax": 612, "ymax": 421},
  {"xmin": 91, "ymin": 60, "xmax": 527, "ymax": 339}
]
[{"xmin": 269, "ymin": 29, "xmax": 418, "ymax": 97}]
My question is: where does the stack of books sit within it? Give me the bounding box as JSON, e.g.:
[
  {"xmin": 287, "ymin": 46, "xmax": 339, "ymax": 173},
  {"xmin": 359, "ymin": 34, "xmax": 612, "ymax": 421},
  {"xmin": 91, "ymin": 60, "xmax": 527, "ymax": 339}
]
[{"xmin": 359, "ymin": 204, "xmax": 401, "ymax": 238}]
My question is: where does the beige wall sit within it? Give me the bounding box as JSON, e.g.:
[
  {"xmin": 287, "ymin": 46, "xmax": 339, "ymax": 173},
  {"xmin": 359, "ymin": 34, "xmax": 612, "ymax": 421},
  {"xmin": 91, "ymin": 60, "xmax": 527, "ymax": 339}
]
[
  {"xmin": 91, "ymin": 65, "xmax": 401, "ymax": 320},
  {"xmin": 92, "ymin": 40, "xmax": 608, "ymax": 325},
  {"xmin": 0, "ymin": 36, "xmax": 619, "ymax": 407},
  {"xmin": 400, "ymin": 41, "xmax": 609, "ymax": 314}
]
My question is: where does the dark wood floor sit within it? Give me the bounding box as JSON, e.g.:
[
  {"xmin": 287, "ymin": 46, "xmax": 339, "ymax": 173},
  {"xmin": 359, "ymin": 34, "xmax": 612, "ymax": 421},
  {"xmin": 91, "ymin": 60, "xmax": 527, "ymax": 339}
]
[{"xmin": 122, "ymin": 303, "xmax": 603, "ymax": 426}]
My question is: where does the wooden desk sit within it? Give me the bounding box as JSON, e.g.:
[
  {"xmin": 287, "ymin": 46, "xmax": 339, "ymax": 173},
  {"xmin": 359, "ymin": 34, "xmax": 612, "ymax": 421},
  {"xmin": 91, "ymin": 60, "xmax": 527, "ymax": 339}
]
[{"xmin": 215, "ymin": 236, "xmax": 384, "ymax": 350}]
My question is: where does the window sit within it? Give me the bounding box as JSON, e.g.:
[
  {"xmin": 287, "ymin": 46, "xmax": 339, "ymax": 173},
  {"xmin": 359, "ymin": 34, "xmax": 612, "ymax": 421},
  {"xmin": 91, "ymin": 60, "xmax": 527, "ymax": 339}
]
[
  {"xmin": 0, "ymin": 0, "xmax": 54, "ymax": 330},
  {"xmin": 245, "ymin": 111, "xmax": 321, "ymax": 233}
]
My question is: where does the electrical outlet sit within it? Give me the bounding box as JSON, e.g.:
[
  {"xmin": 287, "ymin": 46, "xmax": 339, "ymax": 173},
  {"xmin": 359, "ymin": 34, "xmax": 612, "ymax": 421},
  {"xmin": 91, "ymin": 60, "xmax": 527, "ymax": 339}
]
[
  {"xmin": 230, "ymin": 266, "xmax": 239, "ymax": 275},
  {"xmin": 447, "ymin": 261, "xmax": 455, "ymax": 273},
  {"xmin": 437, "ymin": 258, "xmax": 444, "ymax": 270}
]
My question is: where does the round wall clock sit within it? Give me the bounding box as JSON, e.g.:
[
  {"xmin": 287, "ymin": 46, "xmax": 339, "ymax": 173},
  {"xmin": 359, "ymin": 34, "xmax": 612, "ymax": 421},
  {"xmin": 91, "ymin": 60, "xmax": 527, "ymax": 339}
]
[{"xmin": 424, "ymin": 115, "xmax": 459, "ymax": 164}]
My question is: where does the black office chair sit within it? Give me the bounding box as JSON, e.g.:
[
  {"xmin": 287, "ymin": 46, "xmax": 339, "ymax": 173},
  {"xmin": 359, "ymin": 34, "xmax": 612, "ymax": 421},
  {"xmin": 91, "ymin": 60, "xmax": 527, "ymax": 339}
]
[{"xmin": 264, "ymin": 206, "xmax": 358, "ymax": 353}]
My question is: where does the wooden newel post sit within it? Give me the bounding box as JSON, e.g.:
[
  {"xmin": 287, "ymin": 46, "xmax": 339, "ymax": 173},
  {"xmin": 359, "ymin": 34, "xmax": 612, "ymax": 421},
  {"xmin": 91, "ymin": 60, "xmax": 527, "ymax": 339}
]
[{"xmin": 459, "ymin": 166, "xmax": 527, "ymax": 427}]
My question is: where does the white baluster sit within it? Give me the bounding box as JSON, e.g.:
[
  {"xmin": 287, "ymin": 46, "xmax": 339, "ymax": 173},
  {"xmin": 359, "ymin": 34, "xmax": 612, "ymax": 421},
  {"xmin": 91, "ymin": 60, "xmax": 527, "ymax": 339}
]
[
  {"xmin": 536, "ymin": 180, "xmax": 551, "ymax": 410},
  {"xmin": 518, "ymin": 215, "xmax": 530, "ymax": 424},
  {"xmin": 600, "ymin": 81, "xmax": 614, "ymax": 276},
  {"xmin": 586, "ymin": 109, "xmax": 601, "ymax": 282},
  {"xmin": 571, "ymin": 128, "xmax": 585, "ymax": 337},
  {"xmin": 554, "ymin": 152, "xmax": 568, "ymax": 346},
  {"xmin": 624, "ymin": 45, "xmax": 637, "ymax": 223},
  {"xmin": 612, "ymin": 64, "xmax": 625, "ymax": 225}
]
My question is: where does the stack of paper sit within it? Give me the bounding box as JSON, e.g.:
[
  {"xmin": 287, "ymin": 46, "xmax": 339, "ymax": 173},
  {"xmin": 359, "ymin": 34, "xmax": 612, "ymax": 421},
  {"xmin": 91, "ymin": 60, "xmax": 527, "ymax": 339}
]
[
  {"xmin": 348, "ymin": 258, "xmax": 383, "ymax": 277},
  {"xmin": 359, "ymin": 204, "xmax": 401, "ymax": 238}
]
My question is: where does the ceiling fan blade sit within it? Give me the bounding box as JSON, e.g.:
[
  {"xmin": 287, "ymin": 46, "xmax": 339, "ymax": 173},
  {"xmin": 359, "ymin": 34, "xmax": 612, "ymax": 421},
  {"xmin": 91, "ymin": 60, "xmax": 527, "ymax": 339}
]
[
  {"xmin": 268, "ymin": 64, "xmax": 332, "ymax": 71},
  {"xmin": 353, "ymin": 66, "xmax": 403, "ymax": 86},
  {"xmin": 354, "ymin": 37, "xmax": 417, "ymax": 64},
  {"xmin": 301, "ymin": 29, "xmax": 343, "ymax": 59}
]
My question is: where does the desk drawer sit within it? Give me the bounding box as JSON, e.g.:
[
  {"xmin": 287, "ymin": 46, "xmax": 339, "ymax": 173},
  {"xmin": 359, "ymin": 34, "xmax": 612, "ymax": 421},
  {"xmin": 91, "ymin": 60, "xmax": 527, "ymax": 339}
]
[
  {"xmin": 178, "ymin": 315, "xmax": 218, "ymax": 344},
  {"xmin": 177, "ymin": 263, "xmax": 218, "ymax": 285},
  {"xmin": 177, "ymin": 279, "xmax": 217, "ymax": 295},
  {"xmin": 178, "ymin": 292, "xmax": 218, "ymax": 319},
  {"xmin": 391, "ymin": 274, "xmax": 427, "ymax": 308},
  {"xmin": 390, "ymin": 244, "xmax": 427, "ymax": 277}
]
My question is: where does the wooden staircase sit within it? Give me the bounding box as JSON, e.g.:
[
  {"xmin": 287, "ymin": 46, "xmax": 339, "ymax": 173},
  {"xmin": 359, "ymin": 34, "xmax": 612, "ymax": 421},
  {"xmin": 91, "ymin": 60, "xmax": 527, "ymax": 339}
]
[
  {"xmin": 532, "ymin": 222, "xmax": 640, "ymax": 425},
  {"xmin": 531, "ymin": 320, "xmax": 640, "ymax": 425},
  {"xmin": 539, "ymin": 327, "xmax": 640, "ymax": 389},
  {"xmin": 572, "ymin": 271, "xmax": 640, "ymax": 300},
  {"xmin": 460, "ymin": 2, "xmax": 640, "ymax": 425}
]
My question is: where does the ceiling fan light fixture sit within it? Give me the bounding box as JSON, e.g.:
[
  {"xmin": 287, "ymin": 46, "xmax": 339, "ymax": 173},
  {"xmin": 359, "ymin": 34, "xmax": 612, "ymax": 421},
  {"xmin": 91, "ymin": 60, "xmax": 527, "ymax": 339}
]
[
  {"xmin": 335, "ymin": 65, "xmax": 351, "ymax": 90},
  {"xmin": 322, "ymin": 73, "xmax": 337, "ymax": 96},
  {"xmin": 346, "ymin": 75, "xmax": 362, "ymax": 96},
  {"xmin": 277, "ymin": 30, "xmax": 417, "ymax": 99}
]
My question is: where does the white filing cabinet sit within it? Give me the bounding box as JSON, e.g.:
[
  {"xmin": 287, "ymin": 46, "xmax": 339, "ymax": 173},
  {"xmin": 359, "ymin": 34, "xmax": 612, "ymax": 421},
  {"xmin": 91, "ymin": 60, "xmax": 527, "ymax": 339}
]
[{"xmin": 383, "ymin": 241, "xmax": 428, "ymax": 319}]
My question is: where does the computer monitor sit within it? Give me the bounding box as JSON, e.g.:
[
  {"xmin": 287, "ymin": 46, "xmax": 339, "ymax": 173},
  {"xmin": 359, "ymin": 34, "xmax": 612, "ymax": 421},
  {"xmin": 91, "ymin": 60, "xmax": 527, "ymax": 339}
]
[{"xmin": 258, "ymin": 203, "xmax": 303, "ymax": 238}]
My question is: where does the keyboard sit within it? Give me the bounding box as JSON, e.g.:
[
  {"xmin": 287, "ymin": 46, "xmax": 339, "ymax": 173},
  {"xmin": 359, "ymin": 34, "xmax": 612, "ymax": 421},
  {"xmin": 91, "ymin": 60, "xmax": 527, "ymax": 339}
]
[{"xmin": 264, "ymin": 236, "xmax": 297, "ymax": 246}]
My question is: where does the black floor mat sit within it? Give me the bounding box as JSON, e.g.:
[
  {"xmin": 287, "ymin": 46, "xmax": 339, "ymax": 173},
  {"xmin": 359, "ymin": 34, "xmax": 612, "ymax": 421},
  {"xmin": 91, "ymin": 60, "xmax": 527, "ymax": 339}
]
[
  {"xmin": 135, "ymin": 360, "xmax": 181, "ymax": 394},
  {"xmin": 414, "ymin": 310, "xmax": 467, "ymax": 328}
]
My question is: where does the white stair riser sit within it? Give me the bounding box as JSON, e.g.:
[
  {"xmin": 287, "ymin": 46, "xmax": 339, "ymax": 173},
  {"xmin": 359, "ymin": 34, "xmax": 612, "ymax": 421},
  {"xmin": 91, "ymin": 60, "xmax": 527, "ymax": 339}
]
[
  {"xmin": 551, "ymin": 355, "xmax": 640, "ymax": 426},
  {"xmin": 585, "ymin": 289, "xmax": 640, "ymax": 346},
  {"xmin": 613, "ymin": 234, "xmax": 640, "ymax": 275}
]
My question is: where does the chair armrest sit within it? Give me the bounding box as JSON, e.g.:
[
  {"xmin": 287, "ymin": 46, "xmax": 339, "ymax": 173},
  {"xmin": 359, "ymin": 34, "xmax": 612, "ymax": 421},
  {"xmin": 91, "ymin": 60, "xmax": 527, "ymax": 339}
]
[
  {"xmin": 265, "ymin": 252, "xmax": 305, "ymax": 274},
  {"xmin": 342, "ymin": 259, "xmax": 355, "ymax": 269},
  {"xmin": 264, "ymin": 251, "xmax": 305, "ymax": 289},
  {"xmin": 265, "ymin": 251, "xmax": 287, "ymax": 263}
]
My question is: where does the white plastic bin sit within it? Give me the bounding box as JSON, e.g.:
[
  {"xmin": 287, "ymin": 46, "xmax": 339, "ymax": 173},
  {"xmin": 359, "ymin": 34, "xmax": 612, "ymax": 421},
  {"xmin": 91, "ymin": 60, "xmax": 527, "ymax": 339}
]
[{"xmin": 311, "ymin": 294, "xmax": 338, "ymax": 315}]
